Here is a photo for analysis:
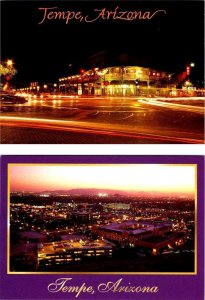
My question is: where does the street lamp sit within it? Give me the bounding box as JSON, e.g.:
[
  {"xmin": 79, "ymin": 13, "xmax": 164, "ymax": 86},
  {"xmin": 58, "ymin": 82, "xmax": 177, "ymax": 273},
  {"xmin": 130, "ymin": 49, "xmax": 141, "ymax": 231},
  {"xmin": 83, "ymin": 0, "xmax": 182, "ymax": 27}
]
[
  {"xmin": 6, "ymin": 59, "xmax": 13, "ymax": 68},
  {"xmin": 190, "ymin": 62, "xmax": 195, "ymax": 68},
  {"xmin": 136, "ymin": 69, "xmax": 142, "ymax": 95},
  {"xmin": 185, "ymin": 80, "xmax": 191, "ymax": 95},
  {"xmin": 80, "ymin": 69, "xmax": 85, "ymax": 95},
  {"xmin": 53, "ymin": 83, "xmax": 58, "ymax": 93}
]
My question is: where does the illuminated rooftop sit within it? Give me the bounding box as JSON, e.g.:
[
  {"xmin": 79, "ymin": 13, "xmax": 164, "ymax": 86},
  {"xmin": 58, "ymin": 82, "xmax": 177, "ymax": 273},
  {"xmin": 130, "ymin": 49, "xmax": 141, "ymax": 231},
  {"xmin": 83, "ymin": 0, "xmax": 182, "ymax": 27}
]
[
  {"xmin": 98, "ymin": 220, "xmax": 172, "ymax": 235},
  {"xmin": 38, "ymin": 239, "xmax": 114, "ymax": 256}
]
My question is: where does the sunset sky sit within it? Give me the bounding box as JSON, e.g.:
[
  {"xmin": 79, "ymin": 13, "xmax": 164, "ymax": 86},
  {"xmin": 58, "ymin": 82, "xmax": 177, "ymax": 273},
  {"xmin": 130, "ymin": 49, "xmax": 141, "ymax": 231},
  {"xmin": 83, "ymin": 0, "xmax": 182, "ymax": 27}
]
[{"xmin": 9, "ymin": 164, "xmax": 196, "ymax": 195}]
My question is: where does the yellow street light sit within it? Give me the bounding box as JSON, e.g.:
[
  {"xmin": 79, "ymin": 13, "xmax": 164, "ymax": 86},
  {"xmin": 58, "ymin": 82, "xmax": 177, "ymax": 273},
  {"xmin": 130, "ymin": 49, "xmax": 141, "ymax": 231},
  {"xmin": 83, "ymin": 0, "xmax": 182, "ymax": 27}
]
[
  {"xmin": 6, "ymin": 59, "xmax": 13, "ymax": 67},
  {"xmin": 43, "ymin": 84, "xmax": 47, "ymax": 89}
]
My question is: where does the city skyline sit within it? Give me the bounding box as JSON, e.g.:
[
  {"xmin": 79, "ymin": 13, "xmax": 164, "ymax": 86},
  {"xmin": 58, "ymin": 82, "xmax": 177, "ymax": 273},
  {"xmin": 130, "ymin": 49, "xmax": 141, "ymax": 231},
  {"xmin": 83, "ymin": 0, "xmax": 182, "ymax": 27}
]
[{"xmin": 10, "ymin": 164, "xmax": 196, "ymax": 195}]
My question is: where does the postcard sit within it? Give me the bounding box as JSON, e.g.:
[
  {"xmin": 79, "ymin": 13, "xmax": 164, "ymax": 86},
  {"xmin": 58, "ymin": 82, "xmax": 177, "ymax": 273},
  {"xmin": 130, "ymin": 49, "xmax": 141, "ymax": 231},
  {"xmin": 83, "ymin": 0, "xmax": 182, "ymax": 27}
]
[
  {"xmin": 0, "ymin": 0, "xmax": 204, "ymax": 144},
  {"xmin": 0, "ymin": 155, "xmax": 204, "ymax": 299}
]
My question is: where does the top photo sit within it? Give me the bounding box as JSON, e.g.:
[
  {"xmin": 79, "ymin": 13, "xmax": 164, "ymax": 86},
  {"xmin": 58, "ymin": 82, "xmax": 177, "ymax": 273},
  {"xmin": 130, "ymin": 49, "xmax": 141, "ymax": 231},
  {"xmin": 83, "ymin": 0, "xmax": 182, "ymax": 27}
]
[{"xmin": 1, "ymin": 0, "xmax": 204, "ymax": 144}]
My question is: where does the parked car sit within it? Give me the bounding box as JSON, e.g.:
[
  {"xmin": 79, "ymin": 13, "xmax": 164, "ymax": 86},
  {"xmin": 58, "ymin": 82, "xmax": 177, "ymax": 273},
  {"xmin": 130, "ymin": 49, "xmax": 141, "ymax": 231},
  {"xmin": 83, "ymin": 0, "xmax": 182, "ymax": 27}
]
[{"xmin": 0, "ymin": 92, "xmax": 27, "ymax": 104}]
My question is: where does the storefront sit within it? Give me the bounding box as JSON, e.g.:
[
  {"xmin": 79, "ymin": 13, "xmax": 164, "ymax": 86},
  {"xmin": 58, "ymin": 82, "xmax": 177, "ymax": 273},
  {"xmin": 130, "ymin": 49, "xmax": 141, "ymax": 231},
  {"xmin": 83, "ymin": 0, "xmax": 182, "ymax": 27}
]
[{"xmin": 59, "ymin": 66, "xmax": 175, "ymax": 96}]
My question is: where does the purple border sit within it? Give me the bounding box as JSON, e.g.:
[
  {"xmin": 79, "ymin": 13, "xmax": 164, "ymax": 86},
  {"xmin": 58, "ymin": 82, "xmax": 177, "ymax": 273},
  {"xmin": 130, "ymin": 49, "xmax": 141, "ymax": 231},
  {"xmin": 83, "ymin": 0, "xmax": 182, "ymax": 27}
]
[{"xmin": 0, "ymin": 155, "xmax": 204, "ymax": 300}]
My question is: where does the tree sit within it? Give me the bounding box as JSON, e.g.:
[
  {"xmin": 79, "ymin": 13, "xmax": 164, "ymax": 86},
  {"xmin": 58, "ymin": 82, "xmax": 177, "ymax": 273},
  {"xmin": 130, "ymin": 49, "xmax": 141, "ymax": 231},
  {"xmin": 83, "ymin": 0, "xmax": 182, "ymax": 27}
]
[
  {"xmin": 0, "ymin": 63, "xmax": 17, "ymax": 77},
  {"xmin": 0, "ymin": 61, "xmax": 17, "ymax": 89}
]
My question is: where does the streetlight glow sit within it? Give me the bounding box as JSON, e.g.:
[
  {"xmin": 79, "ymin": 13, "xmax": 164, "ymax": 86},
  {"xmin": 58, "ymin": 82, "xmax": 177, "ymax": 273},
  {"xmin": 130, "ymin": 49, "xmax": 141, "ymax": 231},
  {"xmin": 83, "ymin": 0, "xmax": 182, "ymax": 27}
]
[{"xmin": 6, "ymin": 59, "xmax": 13, "ymax": 67}]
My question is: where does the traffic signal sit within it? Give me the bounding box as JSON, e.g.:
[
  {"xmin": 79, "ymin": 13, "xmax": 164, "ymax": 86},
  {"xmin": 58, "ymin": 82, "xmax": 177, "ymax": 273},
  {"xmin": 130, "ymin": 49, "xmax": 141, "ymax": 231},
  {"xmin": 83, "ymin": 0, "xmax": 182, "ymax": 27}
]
[{"xmin": 186, "ymin": 66, "xmax": 191, "ymax": 76}]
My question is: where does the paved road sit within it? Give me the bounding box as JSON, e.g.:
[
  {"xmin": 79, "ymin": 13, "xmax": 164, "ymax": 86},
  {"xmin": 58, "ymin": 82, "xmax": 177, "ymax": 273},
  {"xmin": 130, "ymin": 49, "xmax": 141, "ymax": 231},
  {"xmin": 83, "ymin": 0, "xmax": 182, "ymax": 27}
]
[
  {"xmin": 1, "ymin": 126, "xmax": 176, "ymax": 144},
  {"xmin": 0, "ymin": 96, "xmax": 204, "ymax": 143}
]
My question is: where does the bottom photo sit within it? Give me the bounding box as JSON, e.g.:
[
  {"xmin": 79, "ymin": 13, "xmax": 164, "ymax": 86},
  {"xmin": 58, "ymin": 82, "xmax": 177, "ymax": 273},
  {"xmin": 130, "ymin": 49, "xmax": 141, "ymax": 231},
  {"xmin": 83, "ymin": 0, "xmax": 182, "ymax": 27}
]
[
  {"xmin": 9, "ymin": 162, "xmax": 196, "ymax": 274},
  {"xmin": 0, "ymin": 155, "xmax": 204, "ymax": 300}
]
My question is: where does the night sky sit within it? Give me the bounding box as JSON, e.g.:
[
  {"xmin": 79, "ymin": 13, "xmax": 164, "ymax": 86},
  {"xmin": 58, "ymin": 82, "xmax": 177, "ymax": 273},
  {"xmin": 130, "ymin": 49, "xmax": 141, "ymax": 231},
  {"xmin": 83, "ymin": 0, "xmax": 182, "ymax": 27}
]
[{"xmin": 1, "ymin": 0, "xmax": 204, "ymax": 86}]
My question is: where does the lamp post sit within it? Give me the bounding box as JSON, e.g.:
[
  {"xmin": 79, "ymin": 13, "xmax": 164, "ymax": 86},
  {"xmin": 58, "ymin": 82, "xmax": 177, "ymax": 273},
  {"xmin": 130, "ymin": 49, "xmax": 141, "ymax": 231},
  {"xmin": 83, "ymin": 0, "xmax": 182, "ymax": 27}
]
[
  {"xmin": 137, "ymin": 70, "xmax": 142, "ymax": 96},
  {"xmin": 6, "ymin": 59, "xmax": 13, "ymax": 68},
  {"xmin": 185, "ymin": 80, "xmax": 191, "ymax": 95},
  {"xmin": 53, "ymin": 83, "xmax": 57, "ymax": 93},
  {"xmin": 80, "ymin": 69, "xmax": 85, "ymax": 96},
  {"xmin": 43, "ymin": 84, "xmax": 48, "ymax": 94}
]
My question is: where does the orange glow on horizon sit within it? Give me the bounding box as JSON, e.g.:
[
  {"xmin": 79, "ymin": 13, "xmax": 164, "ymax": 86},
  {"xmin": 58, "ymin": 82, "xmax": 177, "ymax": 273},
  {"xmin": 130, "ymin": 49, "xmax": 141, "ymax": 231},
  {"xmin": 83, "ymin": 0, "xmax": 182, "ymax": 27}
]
[{"xmin": 9, "ymin": 164, "xmax": 196, "ymax": 195}]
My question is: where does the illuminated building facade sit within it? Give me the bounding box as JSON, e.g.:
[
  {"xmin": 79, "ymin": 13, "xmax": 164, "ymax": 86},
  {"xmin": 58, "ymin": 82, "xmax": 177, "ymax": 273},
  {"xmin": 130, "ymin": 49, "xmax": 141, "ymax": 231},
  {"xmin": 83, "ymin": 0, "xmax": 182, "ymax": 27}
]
[
  {"xmin": 59, "ymin": 66, "xmax": 176, "ymax": 96},
  {"xmin": 103, "ymin": 202, "xmax": 131, "ymax": 211},
  {"xmin": 37, "ymin": 239, "xmax": 114, "ymax": 267},
  {"xmin": 93, "ymin": 221, "xmax": 184, "ymax": 255}
]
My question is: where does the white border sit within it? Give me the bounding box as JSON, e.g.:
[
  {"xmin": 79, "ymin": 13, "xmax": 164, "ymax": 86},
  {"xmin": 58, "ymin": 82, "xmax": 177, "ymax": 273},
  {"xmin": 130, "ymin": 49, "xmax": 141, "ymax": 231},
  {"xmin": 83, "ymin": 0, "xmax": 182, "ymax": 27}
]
[{"xmin": 1, "ymin": 144, "xmax": 205, "ymax": 155}]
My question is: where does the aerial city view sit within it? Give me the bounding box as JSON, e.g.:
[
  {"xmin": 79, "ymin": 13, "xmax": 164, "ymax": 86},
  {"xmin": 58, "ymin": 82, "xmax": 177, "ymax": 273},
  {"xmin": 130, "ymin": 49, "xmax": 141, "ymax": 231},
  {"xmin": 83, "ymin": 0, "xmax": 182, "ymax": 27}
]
[
  {"xmin": 1, "ymin": 1, "xmax": 204, "ymax": 144},
  {"xmin": 9, "ymin": 164, "xmax": 196, "ymax": 273}
]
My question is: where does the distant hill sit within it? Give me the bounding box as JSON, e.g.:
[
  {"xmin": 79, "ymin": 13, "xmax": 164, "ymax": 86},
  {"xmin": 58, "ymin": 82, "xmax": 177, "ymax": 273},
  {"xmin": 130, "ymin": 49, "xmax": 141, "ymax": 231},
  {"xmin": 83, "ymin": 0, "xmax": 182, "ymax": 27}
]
[
  {"xmin": 42, "ymin": 188, "xmax": 130, "ymax": 196},
  {"xmin": 40, "ymin": 188, "xmax": 194, "ymax": 198}
]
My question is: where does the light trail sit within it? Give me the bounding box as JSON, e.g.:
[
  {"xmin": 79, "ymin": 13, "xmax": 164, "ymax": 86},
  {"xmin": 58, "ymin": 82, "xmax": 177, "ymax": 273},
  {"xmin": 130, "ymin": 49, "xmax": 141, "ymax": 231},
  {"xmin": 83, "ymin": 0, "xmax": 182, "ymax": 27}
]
[
  {"xmin": 0, "ymin": 116, "xmax": 203, "ymax": 144},
  {"xmin": 138, "ymin": 99, "xmax": 205, "ymax": 114}
]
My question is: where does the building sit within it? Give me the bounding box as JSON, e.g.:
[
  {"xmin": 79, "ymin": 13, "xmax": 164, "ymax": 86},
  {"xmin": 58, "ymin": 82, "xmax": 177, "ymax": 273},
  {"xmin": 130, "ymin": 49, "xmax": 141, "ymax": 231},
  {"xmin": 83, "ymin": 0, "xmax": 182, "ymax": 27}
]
[
  {"xmin": 71, "ymin": 210, "xmax": 100, "ymax": 222},
  {"xmin": 93, "ymin": 220, "xmax": 184, "ymax": 254},
  {"xmin": 59, "ymin": 66, "xmax": 176, "ymax": 97},
  {"xmin": 37, "ymin": 239, "xmax": 114, "ymax": 267},
  {"xmin": 103, "ymin": 202, "xmax": 131, "ymax": 211},
  {"xmin": 59, "ymin": 50, "xmax": 178, "ymax": 96}
]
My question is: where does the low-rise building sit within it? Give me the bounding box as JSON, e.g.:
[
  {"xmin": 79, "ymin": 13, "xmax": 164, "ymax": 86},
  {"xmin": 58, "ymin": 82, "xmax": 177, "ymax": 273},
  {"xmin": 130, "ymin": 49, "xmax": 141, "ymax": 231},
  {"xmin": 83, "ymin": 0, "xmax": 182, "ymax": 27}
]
[
  {"xmin": 59, "ymin": 66, "xmax": 176, "ymax": 96},
  {"xmin": 37, "ymin": 239, "xmax": 114, "ymax": 267},
  {"xmin": 103, "ymin": 202, "xmax": 131, "ymax": 211},
  {"xmin": 93, "ymin": 220, "xmax": 183, "ymax": 254}
]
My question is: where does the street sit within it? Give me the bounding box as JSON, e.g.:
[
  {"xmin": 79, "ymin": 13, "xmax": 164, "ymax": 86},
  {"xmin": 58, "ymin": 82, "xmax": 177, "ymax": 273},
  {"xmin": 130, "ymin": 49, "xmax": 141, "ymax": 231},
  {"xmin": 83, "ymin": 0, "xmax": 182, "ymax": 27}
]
[{"xmin": 0, "ymin": 96, "xmax": 204, "ymax": 143}]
